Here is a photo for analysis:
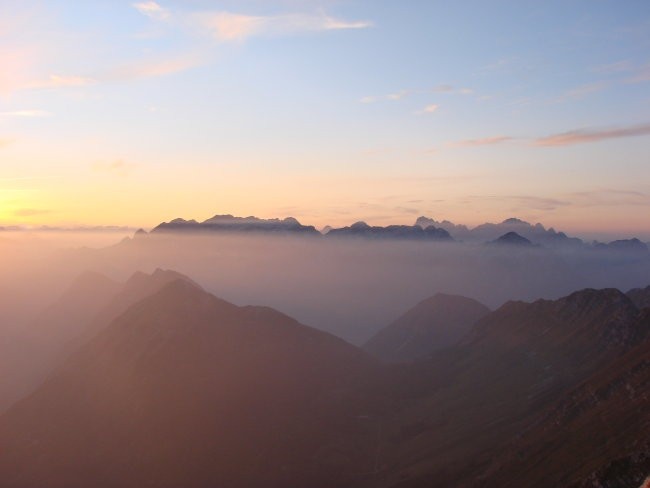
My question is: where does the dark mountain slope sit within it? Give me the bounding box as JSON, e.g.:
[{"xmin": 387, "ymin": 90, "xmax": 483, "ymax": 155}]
[
  {"xmin": 474, "ymin": 309, "xmax": 650, "ymax": 488},
  {"xmin": 0, "ymin": 280, "xmax": 387, "ymax": 488},
  {"xmin": 363, "ymin": 294, "xmax": 490, "ymax": 362},
  {"xmin": 369, "ymin": 289, "xmax": 646, "ymax": 487}
]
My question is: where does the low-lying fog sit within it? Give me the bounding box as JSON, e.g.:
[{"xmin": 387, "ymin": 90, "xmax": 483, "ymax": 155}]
[{"xmin": 2, "ymin": 231, "xmax": 650, "ymax": 344}]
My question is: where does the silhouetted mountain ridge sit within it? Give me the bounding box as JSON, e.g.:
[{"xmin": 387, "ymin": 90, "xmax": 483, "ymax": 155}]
[
  {"xmin": 0, "ymin": 278, "xmax": 386, "ymax": 488},
  {"xmin": 143, "ymin": 214, "xmax": 649, "ymax": 250},
  {"xmin": 326, "ymin": 221, "xmax": 452, "ymax": 241},
  {"xmin": 153, "ymin": 214, "xmax": 320, "ymax": 235},
  {"xmin": 364, "ymin": 293, "xmax": 490, "ymax": 362},
  {"xmin": 489, "ymin": 231, "xmax": 534, "ymax": 247},
  {"xmin": 3, "ymin": 271, "xmax": 650, "ymax": 487}
]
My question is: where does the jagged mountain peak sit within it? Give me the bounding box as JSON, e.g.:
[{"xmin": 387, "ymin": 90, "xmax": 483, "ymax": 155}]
[
  {"xmin": 501, "ymin": 217, "xmax": 530, "ymax": 225},
  {"xmin": 491, "ymin": 231, "xmax": 534, "ymax": 246}
]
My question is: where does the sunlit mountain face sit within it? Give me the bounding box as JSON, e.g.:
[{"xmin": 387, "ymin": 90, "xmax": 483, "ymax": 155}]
[{"xmin": 2, "ymin": 1, "xmax": 650, "ymax": 486}]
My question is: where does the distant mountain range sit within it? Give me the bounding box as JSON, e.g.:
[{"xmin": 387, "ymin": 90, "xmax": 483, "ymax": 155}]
[
  {"xmin": 152, "ymin": 214, "xmax": 320, "ymax": 235},
  {"xmin": 416, "ymin": 215, "xmax": 585, "ymax": 247},
  {"xmin": 2, "ymin": 268, "xmax": 650, "ymax": 486},
  {"xmin": 142, "ymin": 214, "xmax": 649, "ymax": 252},
  {"xmin": 326, "ymin": 221, "xmax": 452, "ymax": 241}
]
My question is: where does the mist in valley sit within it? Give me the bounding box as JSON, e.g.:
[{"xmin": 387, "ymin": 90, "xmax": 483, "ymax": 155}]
[{"xmin": 3, "ymin": 229, "xmax": 649, "ymax": 346}]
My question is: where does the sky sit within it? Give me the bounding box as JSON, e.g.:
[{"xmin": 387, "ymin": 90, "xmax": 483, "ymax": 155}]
[{"xmin": 1, "ymin": 0, "xmax": 650, "ymax": 237}]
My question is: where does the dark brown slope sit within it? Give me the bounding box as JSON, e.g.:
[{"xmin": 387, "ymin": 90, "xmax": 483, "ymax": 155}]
[
  {"xmin": 0, "ymin": 280, "xmax": 387, "ymax": 488},
  {"xmin": 363, "ymin": 294, "xmax": 490, "ymax": 362},
  {"xmin": 475, "ymin": 309, "xmax": 650, "ymax": 488},
  {"xmin": 370, "ymin": 289, "xmax": 646, "ymax": 488}
]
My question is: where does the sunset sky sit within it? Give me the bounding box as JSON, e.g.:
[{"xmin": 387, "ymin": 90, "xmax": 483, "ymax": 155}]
[{"xmin": 1, "ymin": 0, "xmax": 650, "ymax": 236}]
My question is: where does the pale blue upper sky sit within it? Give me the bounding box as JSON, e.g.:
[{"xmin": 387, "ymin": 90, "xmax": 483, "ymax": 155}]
[{"xmin": 1, "ymin": 0, "xmax": 650, "ymax": 236}]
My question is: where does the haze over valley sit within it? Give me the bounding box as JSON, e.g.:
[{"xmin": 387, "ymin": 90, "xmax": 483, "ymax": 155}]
[{"xmin": 2, "ymin": 0, "xmax": 650, "ymax": 486}]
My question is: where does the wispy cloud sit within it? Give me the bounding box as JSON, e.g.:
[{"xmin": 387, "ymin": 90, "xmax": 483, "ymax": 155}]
[
  {"xmin": 0, "ymin": 110, "xmax": 52, "ymax": 118},
  {"xmin": 448, "ymin": 136, "xmax": 512, "ymax": 148},
  {"xmin": 627, "ymin": 65, "xmax": 650, "ymax": 83},
  {"xmin": 590, "ymin": 60, "xmax": 650, "ymax": 84},
  {"xmin": 534, "ymin": 122, "xmax": 650, "ymax": 146},
  {"xmin": 419, "ymin": 104, "xmax": 439, "ymax": 114},
  {"xmin": 468, "ymin": 194, "xmax": 570, "ymax": 212},
  {"xmin": 196, "ymin": 11, "xmax": 371, "ymax": 42},
  {"xmin": 107, "ymin": 52, "xmax": 205, "ymax": 81},
  {"xmin": 432, "ymin": 84, "xmax": 454, "ymax": 93},
  {"xmin": 592, "ymin": 60, "xmax": 633, "ymax": 74},
  {"xmin": 360, "ymin": 89, "xmax": 410, "ymax": 104},
  {"xmin": 133, "ymin": 1, "xmax": 170, "ymax": 21},
  {"xmin": 386, "ymin": 90, "xmax": 409, "ymax": 100},
  {"xmin": 28, "ymin": 74, "xmax": 95, "ymax": 89},
  {"xmin": 567, "ymin": 189, "xmax": 650, "ymax": 207},
  {"xmin": 432, "ymin": 84, "xmax": 473, "ymax": 95},
  {"xmin": 361, "ymin": 85, "xmax": 475, "ymax": 104},
  {"xmin": 553, "ymin": 81, "xmax": 608, "ymax": 102}
]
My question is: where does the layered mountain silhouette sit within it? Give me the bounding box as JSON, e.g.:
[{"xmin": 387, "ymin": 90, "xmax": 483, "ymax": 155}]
[
  {"xmin": 152, "ymin": 214, "xmax": 320, "ymax": 235},
  {"xmin": 363, "ymin": 293, "xmax": 490, "ymax": 362},
  {"xmin": 0, "ymin": 269, "xmax": 199, "ymax": 413},
  {"xmin": 417, "ymin": 216, "xmax": 584, "ymax": 247},
  {"xmin": 0, "ymin": 279, "xmax": 384, "ymax": 488},
  {"xmin": 357, "ymin": 288, "xmax": 648, "ymax": 487},
  {"xmin": 142, "ymin": 214, "xmax": 649, "ymax": 251},
  {"xmin": 628, "ymin": 285, "xmax": 650, "ymax": 310},
  {"xmin": 595, "ymin": 238, "xmax": 650, "ymax": 254},
  {"xmin": 489, "ymin": 231, "xmax": 535, "ymax": 247},
  {"xmin": 326, "ymin": 221, "xmax": 452, "ymax": 241},
  {"xmin": 2, "ymin": 271, "xmax": 650, "ymax": 487}
]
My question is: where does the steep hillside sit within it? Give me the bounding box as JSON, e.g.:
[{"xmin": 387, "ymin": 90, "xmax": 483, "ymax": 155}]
[
  {"xmin": 364, "ymin": 294, "xmax": 489, "ymax": 362},
  {"xmin": 0, "ymin": 280, "xmax": 387, "ymax": 488}
]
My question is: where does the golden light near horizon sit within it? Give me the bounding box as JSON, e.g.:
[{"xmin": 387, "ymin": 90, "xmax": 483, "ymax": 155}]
[{"xmin": 0, "ymin": 1, "xmax": 649, "ymax": 239}]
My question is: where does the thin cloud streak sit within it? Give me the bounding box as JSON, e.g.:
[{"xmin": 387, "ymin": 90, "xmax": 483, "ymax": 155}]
[
  {"xmin": 360, "ymin": 90, "xmax": 410, "ymax": 103},
  {"xmin": 448, "ymin": 136, "xmax": 512, "ymax": 148},
  {"xmin": 361, "ymin": 85, "xmax": 474, "ymax": 104},
  {"xmin": 195, "ymin": 11, "xmax": 372, "ymax": 42},
  {"xmin": 27, "ymin": 74, "xmax": 96, "ymax": 89},
  {"xmin": 553, "ymin": 81, "xmax": 608, "ymax": 103},
  {"xmin": 627, "ymin": 65, "xmax": 650, "ymax": 83},
  {"xmin": 133, "ymin": 1, "xmax": 170, "ymax": 21},
  {"xmin": 419, "ymin": 104, "xmax": 439, "ymax": 114},
  {"xmin": 469, "ymin": 194, "xmax": 570, "ymax": 211},
  {"xmin": 105, "ymin": 52, "xmax": 206, "ymax": 82},
  {"xmin": 535, "ymin": 123, "xmax": 650, "ymax": 146},
  {"xmin": 592, "ymin": 60, "xmax": 633, "ymax": 74}
]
